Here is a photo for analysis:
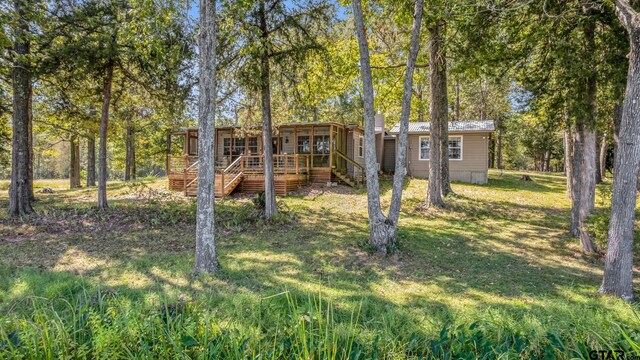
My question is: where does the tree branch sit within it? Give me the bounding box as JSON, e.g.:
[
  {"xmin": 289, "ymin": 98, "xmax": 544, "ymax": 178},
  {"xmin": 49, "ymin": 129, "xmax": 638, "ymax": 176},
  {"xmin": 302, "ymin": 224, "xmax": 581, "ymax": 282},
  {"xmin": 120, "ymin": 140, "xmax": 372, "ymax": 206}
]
[
  {"xmin": 371, "ymin": 63, "xmax": 429, "ymax": 69},
  {"xmin": 615, "ymin": 0, "xmax": 640, "ymax": 31}
]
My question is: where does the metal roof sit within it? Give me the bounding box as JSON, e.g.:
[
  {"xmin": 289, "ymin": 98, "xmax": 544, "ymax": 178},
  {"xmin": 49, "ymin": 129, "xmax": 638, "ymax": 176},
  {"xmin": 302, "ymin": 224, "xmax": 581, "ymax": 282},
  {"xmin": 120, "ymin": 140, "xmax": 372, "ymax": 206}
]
[{"xmin": 389, "ymin": 120, "xmax": 495, "ymax": 134}]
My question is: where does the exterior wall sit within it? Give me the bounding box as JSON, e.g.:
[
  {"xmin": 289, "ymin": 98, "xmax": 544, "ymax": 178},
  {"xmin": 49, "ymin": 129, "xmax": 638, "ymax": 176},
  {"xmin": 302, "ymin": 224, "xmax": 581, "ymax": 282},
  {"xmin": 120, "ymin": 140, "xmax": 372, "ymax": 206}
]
[
  {"xmin": 352, "ymin": 128, "xmax": 365, "ymax": 169},
  {"xmin": 383, "ymin": 138, "xmax": 396, "ymax": 172},
  {"xmin": 280, "ymin": 129, "xmax": 295, "ymax": 154},
  {"xmin": 404, "ymin": 132, "xmax": 489, "ymax": 184}
]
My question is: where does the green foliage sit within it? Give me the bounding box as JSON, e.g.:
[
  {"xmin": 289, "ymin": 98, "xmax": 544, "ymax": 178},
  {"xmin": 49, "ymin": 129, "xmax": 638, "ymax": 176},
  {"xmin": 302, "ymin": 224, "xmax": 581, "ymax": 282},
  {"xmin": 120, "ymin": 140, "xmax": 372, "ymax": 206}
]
[{"xmin": 2, "ymin": 289, "xmax": 639, "ymax": 358}]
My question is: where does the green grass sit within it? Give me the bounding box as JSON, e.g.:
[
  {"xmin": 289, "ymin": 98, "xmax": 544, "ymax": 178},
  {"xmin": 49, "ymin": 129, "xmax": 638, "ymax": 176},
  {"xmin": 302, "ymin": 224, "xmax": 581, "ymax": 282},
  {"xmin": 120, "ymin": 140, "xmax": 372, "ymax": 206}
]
[{"xmin": 0, "ymin": 170, "xmax": 639, "ymax": 358}]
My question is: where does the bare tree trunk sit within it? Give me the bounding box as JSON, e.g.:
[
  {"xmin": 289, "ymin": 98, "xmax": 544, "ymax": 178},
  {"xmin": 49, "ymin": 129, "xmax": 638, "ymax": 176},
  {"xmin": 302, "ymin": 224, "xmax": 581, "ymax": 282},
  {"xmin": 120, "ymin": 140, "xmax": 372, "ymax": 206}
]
[
  {"xmin": 570, "ymin": 123, "xmax": 583, "ymax": 237},
  {"xmin": 259, "ymin": 1, "xmax": 277, "ymax": 220},
  {"xmin": 599, "ymin": 133, "xmax": 607, "ymax": 179},
  {"xmin": 124, "ymin": 121, "xmax": 135, "ymax": 181},
  {"xmin": 427, "ymin": 24, "xmax": 445, "ymax": 207},
  {"xmin": 194, "ymin": 0, "xmax": 219, "ymax": 274},
  {"xmin": 613, "ymin": 100, "xmax": 623, "ymax": 162},
  {"xmin": 386, "ymin": 0, "xmax": 423, "ymax": 239},
  {"xmin": 564, "ymin": 125, "xmax": 573, "ymax": 198},
  {"xmin": 97, "ymin": 60, "xmax": 114, "ymax": 210},
  {"xmin": 69, "ymin": 134, "xmax": 81, "ymax": 189},
  {"xmin": 595, "ymin": 131, "xmax": 602, "ymax": 183},
  {"xmin": 455, "ymin": 78, "xmax": 460, "ymax": 121},
  {"xmin": 579, "ymin": 127, "xmax": 597, "ymax": 253},
  {"xmin": 572, "ymin": 10, "xmax": 598, "ymax": 253},
  {"xmin": 496, "ymin": 118, "xmax": 503, "ymax": 170},
  {"xmin": 352, "ymin": 0, "xmax": 423, "ymax": 253},
  {"xmin": 598, "ymin": 0, "xmax": 640, "ymax": 302},
  {"xmin": 8, "ymin": 0, "xmax": 34, "ymax": 216},
  {"xmin": 353, "ymin": 0, "xmax": 388, "ymax": 251},
  {"xmin": 131, "ymin": 130, "xmax": 136, "ymax": 180},
  {"xmin": 86, "ymin": 135, "xmax": 96, "ymax": 186},
  {"xmin": 28, "ymin": 89, "xmax": 34, "ymax": 201}
]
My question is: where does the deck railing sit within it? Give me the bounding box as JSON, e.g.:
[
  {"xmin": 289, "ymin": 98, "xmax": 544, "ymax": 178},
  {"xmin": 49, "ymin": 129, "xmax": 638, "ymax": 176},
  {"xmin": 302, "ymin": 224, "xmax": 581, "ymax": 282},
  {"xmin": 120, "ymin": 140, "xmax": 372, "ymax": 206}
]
[
  {"xmin": 168, "ymin": 154, "xmax": 313, "ymax": 176},
  {"xmin": 220, "ymin": 156, "xmax": 243, "ymax": 192},
  {"xmin": 168, "ymin": 155, "xmax": 199, "ymax": 175},
  {"xmin": 240, "ymin": 154, "xmax": 310, "ymax": 175}
]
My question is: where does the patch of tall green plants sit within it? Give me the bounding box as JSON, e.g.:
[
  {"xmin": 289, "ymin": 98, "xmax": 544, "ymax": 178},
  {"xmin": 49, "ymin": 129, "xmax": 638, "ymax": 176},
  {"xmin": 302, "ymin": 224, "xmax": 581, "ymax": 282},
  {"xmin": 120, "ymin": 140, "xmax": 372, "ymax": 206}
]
[{"xmin": 2, "ymin": 289, "xmax": 639, "ymax": 359}]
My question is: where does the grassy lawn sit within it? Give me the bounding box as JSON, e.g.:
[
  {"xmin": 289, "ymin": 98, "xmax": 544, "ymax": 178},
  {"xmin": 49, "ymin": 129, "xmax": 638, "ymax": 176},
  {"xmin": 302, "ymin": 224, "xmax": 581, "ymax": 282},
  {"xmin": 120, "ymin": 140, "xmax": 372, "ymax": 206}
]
[{"xmin": 0, "ymin": 170, "xmax": 639, "ymax": 358}]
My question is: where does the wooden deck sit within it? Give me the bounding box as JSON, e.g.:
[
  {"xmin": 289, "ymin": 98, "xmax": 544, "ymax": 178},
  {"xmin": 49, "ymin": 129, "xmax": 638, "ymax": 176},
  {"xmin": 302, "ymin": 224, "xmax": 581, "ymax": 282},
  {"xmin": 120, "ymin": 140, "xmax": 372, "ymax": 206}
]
[{"xmin": 167, "ymin": 154, "xmax": 332, "ymax": 197}]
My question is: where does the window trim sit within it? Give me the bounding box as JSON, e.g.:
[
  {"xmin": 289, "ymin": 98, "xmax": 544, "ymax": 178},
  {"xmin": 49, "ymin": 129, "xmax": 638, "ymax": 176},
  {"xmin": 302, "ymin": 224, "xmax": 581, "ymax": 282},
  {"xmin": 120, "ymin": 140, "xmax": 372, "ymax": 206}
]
[
  {"xmin": 357, "ymin": 135, "xmax": 364, "ymax": 158},
  {"xmin": 418, "ymin": 136, "xmax": 430, "ymax": 161},
  {"xmin": 448, "ymin": 135, "xmax": 463, "ymax": 161}
]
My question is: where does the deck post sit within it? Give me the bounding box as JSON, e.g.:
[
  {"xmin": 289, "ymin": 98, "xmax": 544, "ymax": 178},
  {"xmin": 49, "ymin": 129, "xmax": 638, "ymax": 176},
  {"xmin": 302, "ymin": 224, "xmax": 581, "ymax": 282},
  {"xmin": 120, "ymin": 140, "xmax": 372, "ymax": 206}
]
[
  {"xmin": 293, "ymin": 127, "xmax": 297, "ymax": 155},
  {"xmin": 295, "ymin": 154, "xmax": 299, "ymax": 174},
  {"xmin": 221, "ymin": 170, "xmax": 225, "ymax": 196},
  {"xmin": 183, "ymin": 154, "xmax": 189, "ymax": 195},
  {"xmin": 310, "ymin": 125, "xmax": 314, "ymax": 168},
  {"xmin": 306, "ymin": 156, "xmax": 310, "ymax": 179},
  {"xmin": 284, "ymin": 154, "xmax": 288, "ymax": 174},
  {"xmin": 329, "ymin": 124, "xmax": 334, "ymax": 170}
]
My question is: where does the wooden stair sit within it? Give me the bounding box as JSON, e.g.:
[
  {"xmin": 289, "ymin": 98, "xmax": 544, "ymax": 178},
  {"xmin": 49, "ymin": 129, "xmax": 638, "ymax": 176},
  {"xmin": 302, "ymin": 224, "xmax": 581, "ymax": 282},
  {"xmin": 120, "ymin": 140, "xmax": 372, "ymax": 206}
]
[
  {"xmin": 184, "ymin": 156, "xmax": 244, "ymax": 197},
  {"xmin": 184, "ymin": 174, "xmax": 244, "ymax": 197},
  {"xmin": 331, "ymin": 169, "xmax": 357, "ymax": 187}
]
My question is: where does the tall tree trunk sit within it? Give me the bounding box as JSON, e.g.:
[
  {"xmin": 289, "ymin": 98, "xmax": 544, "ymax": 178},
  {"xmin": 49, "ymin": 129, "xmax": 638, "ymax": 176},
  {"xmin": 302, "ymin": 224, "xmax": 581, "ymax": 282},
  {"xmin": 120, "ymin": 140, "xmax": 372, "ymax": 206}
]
[
  {"xmin": 86, "ymin": 135, "xmax": 96, "ymax": 186},
  {"xmin": 69, "ymin": 134, "xmax": 81, "ymax": 189},
  {"xmin": 598, "ymin": 0, "xmax": 640, "ymax": 302},
  {"xmin": 8, "ymin": 0, "xmax": 34, "ymax": 216},
  {"xmin": 544, "ymin": 149, "xmax": 551, "ymax": 172},
  {"xmin": 579, "ymin": 127, "xmax": 598, "ymax": 253},
  {"xmin": 613, "ymin": 99, "xmax": 623, "ymax": 162},
  {"xmin": 97, "ymin": 60, "xmax": 114, "ymax": 210},
  {"xmin": 455, "ymin": 78, "xmax": 460, "ymax": 121},
  {"xmin": 427, "ymin": 24, "xmax": 445, "ymax": 207},
  {"xmin": 595, "ymin": 131, "xmax": 602, "ymax": 183},
  {"xmin": 28, "ymin": 89, "xmax": 34, "ymax": 201},
  {"xmin": 386, "ymin": 0, "xmax": 423, "ymax": 242},
  {"xmin": 259, "ymin": 1, "xmax": 277, "ymax": 220},
  {"xmin": 572, "ymin": 10, "xmax": 598, "ymax": 253},
  {"xmin": 599, "ymin": 133, "xmax": 607, "ymax": 179},
  {"xmin": 570, "ymin": 123, "xmax": 583, "ymax": 237},
  {"xmin": 194, "ymin": 0, "xmax": 219, "ymax": 274},
  {"xmin": 352, "ymin": 0, "xmax": 423, "ymax": 253},
  {"xmin": 131, "ymin": 130, "xmax": 136, "ymax": 180},
  {"xmin": 564, "ymin": 124, "xmax": 573, "ymax": 198},
  {"xmin": 496, "ymin": 118, "xmax": 503, "ymax": 170},
  {"xmin": 125, "ymin": 121, "xmax": 133, "ymax": 181}
]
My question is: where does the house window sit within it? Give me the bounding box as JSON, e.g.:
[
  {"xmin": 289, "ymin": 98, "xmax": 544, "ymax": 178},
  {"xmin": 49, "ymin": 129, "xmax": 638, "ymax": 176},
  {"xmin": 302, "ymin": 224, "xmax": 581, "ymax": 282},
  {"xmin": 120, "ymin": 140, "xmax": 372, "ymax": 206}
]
[
  {"xmin": 448, "ymin": 136, "xmax": 462, "ymax": 160},
  {"xmin": 357, "ymin": 136, "xmax": 364, "ymax": 158},
  {"xmin": 223, "ymin": 138, "xmax": 231, "ymax": 156},
  {"xmin": 232, "ymin": 138, "xmax": 245, "ymax": 156},
  {"xmin": 419, "ymin": 136, "xmax": 430, "ymax": 160},
  {"xmin": 297, "ymin": 136, "xmax": 310, "ymax": 153},
  {"xmin": 188, "ymin": 136, "xmax": 198, "ymax": 156},
  {"xmin": 248, "ymin": 137, "xmax": 258, "ymax": 154},
  {"xmin": 314, "ymin": 135, "xmax": 330, "ymax": 154}
]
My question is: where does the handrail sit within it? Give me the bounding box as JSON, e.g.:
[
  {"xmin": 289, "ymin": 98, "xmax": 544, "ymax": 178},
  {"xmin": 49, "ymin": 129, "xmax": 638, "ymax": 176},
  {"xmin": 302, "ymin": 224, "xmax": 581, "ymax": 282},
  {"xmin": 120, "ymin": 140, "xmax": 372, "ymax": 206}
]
[
  {"xmin": 186, "ymin": 160, "xmax": 199, "ymax": 172},
  {"xmin": 223, "ymin": 156, "xmax": 243, "ymax": 173},
  {"xmin": 334, "ymin": 149, "xmax": 365, "ymax": 185},
  {"xmin": 222, "ymin": 156, "xmax": 243, "ymax": 190},
  {"xmin": 335, "ymin": 149, "xmax": 364, "ymax": 172}
]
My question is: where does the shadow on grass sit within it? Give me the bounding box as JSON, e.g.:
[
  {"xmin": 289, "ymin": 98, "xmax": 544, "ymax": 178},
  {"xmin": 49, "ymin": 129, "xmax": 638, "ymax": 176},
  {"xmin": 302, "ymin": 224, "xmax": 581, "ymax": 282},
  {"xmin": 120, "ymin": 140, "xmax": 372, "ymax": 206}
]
[{"xmin": 0, "ymin": 172, "xmax": 638, "ymax": 357}]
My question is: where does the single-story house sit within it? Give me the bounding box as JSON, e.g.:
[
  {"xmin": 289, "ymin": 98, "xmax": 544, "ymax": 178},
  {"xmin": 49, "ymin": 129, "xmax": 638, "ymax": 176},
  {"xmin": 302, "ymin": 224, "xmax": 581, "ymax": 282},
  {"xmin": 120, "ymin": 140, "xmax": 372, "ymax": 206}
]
[
  {"xmin": 387, "ymin": 120, "xmax": 495, "ymax": 184},
  {"xmin": 167, "ymin": 117, "xmax": 495, "ymax": 196}
]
